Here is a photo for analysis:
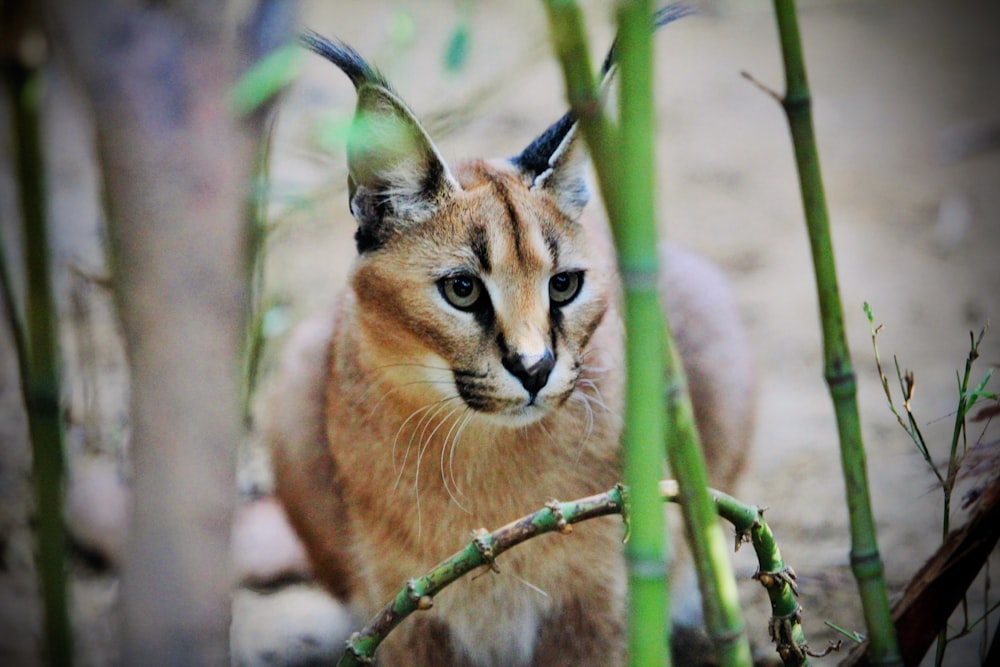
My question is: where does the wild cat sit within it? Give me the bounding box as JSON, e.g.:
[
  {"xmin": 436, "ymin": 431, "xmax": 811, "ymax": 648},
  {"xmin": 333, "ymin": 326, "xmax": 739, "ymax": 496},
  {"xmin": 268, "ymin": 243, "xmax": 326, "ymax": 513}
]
[{"xmin": 266, "ymin": 19, "xmax": 754, "ymax": 667}]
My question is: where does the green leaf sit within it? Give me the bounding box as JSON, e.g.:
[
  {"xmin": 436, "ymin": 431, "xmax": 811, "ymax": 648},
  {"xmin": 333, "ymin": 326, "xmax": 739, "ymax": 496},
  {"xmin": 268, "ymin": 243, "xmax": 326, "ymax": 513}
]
[
  {"xmin": 824, "ymin": 620, "xmax": 865, "ymax": 644},
  {"xmin": 389, "ymin": 10, "xmax": 416, "ymax": 47},
  {"xmin": 231, "ymin": 43, "xmax": 303, "ymax": 116},
  {"xmin": 444, "ymin": 22, "xmax": 470, "ymax": 73},
  {"xmin": 312, "ymin": 113, "xmax": 353, "ymax": 154}
]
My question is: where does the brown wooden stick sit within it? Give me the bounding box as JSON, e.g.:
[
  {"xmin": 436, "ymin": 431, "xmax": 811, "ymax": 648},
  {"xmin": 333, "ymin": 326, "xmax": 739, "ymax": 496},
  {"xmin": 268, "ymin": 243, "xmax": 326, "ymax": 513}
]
[{"xmin": 841, "ymin": 475, "xmax": 1000, "ymax": 666}]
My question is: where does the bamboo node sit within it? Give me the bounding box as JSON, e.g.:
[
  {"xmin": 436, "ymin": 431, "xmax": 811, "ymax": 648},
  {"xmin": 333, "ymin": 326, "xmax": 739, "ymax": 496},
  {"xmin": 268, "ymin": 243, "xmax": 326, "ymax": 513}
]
[
  {"xmin": 405, "ymin": 579, "xmax": 422, "ymax": 604},
  {"xmin": 754, "ymin": 565, "xmax": 798, "ymax": 596},
  {"xmin": 768, "ymin": 604, "xmax": 806, "ymax": 661},
  {"xmin": 472, "ymin": 530, "xmax": 500, "ymax": 573},
  {"xmin": 345, "ymin": 633, "xmax": 374, "ymax": 665},
  {"xmin": 546, "ymin": 500, "xmax": 573, "ymax": 534},
  {"xmin": 734, "ymin": 527, "xmax": 752, "ymax": 552},
  {"xmin": 617, "ymin": 483, "xmax": 632, "ymax": 544}
]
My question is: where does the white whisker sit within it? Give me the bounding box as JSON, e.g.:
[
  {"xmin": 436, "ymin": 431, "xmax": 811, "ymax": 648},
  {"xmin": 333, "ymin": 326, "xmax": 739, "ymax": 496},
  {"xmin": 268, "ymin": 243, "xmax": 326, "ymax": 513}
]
[
  {"xmin": 413, "ymin": 400, "xmax": 464, "ymax": 541},
  {"xmin": 575, "ymin": 378, "xmax": 618, "ymax": 421},
  {"xmin": 439, "ymin": 407, "xmax": 473, "ymax": 514},
  {"xmin": 568, "ymin": 391, "xmax": 596, "ymax": 463},
  {"xmin": 449, "ymin": 411, "xmax": 476, "ymax": 503},
  {"xmin": 392, "ymin": 397, "xmax": 457, "ymax": 486},
  {"xmin": 512, "ymin": 572, "xmax": 551, "ymax": 599},
  {"xmin": 361, "ymin": 376, "xmax": 455, "ymax": 424}
]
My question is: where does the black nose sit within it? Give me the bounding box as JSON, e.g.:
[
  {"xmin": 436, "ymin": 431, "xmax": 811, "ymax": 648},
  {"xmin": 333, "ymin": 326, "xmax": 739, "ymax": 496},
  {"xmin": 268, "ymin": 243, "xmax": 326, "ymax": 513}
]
[{"xmin": 502, "ymin": 350, "xmax": 555, "ymax": 395}]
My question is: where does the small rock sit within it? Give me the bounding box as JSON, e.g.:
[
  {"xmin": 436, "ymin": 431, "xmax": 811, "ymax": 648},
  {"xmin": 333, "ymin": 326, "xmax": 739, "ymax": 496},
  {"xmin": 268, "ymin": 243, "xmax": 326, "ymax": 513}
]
[
  {"xmin": 65, "ymin": 455, "xmax": 128, "ymax": 568},
  {"xmin": 934, "ymin": 192, "xmax": 972, "ymax": 254},
  {"xmin": 231, "ymin": 584, "xmax": 353, "ymax": 667},
  {"xmin": 232, "ymin": 496, "xmax": 312, "ymax": 586}
]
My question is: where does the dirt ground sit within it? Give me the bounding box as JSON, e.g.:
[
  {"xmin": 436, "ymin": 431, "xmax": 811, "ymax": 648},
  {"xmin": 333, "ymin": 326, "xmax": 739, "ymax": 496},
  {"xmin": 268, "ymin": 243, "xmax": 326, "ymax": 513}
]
[{"xmin": 2, "ymin": 0, "xmax": 999, "ymax": 665}]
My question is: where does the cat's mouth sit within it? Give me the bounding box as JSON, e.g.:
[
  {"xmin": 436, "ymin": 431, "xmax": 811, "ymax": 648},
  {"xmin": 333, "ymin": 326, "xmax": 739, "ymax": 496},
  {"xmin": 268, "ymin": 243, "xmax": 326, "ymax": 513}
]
[{"xmin": 452, "ymin": 367, "xmax": 573, "ymax": 426}]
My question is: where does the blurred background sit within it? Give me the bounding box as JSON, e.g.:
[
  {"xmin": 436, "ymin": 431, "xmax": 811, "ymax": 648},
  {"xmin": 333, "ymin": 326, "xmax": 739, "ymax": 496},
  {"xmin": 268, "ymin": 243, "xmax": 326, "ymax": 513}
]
[{"xmin": 2, "ymin": 0, "xmax": 998, "ymax": 664}]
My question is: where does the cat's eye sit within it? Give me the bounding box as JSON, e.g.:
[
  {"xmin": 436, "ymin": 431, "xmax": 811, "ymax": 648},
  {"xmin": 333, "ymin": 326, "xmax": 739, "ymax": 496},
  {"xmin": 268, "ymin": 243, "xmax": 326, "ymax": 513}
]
[
  {"xmin": 549, "ymin": 271, "xmax": 583, "ymax": 306},
  {"xmin": 439, "ymin": 274, "xmax": 484, "ymax": 311}
]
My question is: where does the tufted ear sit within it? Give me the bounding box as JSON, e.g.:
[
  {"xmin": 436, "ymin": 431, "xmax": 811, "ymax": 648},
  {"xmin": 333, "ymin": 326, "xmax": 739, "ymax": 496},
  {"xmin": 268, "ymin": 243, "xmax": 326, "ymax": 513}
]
[
  {"xmin": 346, "ymin": 85, "xmax": 458, "ymax": 252},
  {"xmin": 508, "ymin": 4, "xmax": 694, "ymax": 221},
  {"xmin": 301, "ymin": 32, "xmax": 459, "ymax": 252},
  {"xmin": 511, "ymin": 113, "xmax": 590, "ymax": 220}
]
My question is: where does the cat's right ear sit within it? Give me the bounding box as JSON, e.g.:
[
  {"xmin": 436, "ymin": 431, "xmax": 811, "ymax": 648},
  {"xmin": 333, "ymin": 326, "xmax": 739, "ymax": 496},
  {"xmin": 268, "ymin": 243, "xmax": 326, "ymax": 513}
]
[
  {"xmin": 300, "ymin": 33, "xmax": 458, "ymax": 253},
  {"xmin": 346, "ymin": 85, "xmax": 459, "ymax": 252},
  {"xmin": 511, "ymin": 114, "xmax": 590, "ymax": 220}
]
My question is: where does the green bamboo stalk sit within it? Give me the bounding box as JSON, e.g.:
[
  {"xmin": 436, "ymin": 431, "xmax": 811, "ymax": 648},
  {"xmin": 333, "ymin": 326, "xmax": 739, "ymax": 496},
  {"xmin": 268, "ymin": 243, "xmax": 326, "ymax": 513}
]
[
  {"xmin": 241, "ymin": 116, "xmax": 275, "ymax": 424},
  {"xmin": 336, "ymin": 487, "xmax": 628, "ymax": 667},
  {"xmin": 543, "ymin": 3, "xmax": 754, "ymax": 664},
  {"xmin": 769, "ymin": 2, "xmax": 899, "ymax": 664},
  {"xmin": 541, "ymin": 0, "xmax": 623, "ymax": 221},
  {"xmin": 4, "ymin": 40, "xmax": 74, "ymax": 666},
  {"xmin": 541, "ymin": 2, "xmax": 669, "ymax": 663},
  {"xmin": 613, "ymin": 3, "xmax": 672, "ymax": 665},
  {"xmin": 611, "ymin": 3, "xmax": 751, "ymax": 663}
]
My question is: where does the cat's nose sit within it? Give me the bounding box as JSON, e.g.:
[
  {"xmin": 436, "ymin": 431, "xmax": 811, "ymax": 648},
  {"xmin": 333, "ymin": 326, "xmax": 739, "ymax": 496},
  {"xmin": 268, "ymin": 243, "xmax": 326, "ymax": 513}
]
[{"xmin": 502, "ymin": 350, "xmax": 555, "ymax": 395}]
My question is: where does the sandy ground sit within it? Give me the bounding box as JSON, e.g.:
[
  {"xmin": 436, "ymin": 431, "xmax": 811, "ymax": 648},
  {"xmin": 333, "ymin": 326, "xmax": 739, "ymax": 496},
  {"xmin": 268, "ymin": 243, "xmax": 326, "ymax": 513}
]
[{"xmin": 2, "ymin": 0, "xmax": 999, "ymax": 665}]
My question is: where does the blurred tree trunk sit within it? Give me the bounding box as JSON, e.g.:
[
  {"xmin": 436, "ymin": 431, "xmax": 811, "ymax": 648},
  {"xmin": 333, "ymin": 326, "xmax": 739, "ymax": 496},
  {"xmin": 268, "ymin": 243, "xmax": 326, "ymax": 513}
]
[{"xmin": 44, "ymin": 1, "xmax": 297, "ymax": 663}]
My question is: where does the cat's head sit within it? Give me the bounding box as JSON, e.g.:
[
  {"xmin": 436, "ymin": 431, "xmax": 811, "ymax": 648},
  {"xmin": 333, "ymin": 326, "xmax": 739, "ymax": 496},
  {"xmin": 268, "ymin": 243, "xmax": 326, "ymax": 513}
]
[{"xmin": 308, "ymin": 35, "xmax": 614, "ymax": 427}]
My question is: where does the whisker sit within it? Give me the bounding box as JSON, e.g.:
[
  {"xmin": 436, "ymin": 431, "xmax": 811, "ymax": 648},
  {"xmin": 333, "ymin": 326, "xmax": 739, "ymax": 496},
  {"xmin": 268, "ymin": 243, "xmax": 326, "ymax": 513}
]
[
  {"xmin": 576, "ymin": 378, "xmax": 618, "ymax": 421},
  {"xmin": 392, "ymin": 402, "xmax": 438, "ymax": 485},
  {"xmin": 413, "ymin": 400, "xmax": 465, "ymax": 540},
  {"xmin": 361, "ymin": 377, "xmax": 455, "ymax": 423},
  {"xmin": 535, "ymin": 417, "xmax": 555, "ymax": 445},
  {"xmin": 568, "ymin": 392, "xmax": 596, "ymax": 464},
  {"xmin": 512, "ymin": 572, "xmax": 551, "ymax": 600},
  {"xmin": 449, "ymin": 411, "xmax": 476, "ymax": 503},
  {"xmin": 371, "ymin": 361, "xmax": 455, "ymax": 374},
  {"xmin": 578, "ymin": 361, "xmax": 612, "ymax": 376},
  {"xmin": 392, "ymin": 397, "xmax": 458, "ymax": 486},
  {"xmin": 441, "ymin": 408, "xmax": 474, "ymax": 513}
]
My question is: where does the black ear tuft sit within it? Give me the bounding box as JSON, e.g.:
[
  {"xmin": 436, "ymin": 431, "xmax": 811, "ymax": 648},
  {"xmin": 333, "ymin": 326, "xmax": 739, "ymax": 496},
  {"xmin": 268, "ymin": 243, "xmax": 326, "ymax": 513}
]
[
  {"xmin": 301, "ymin": 32, "xmax": 459, "ymax": 253},
  {"xmin": 511, "ymin": 113, "xmax": 575, "ymax": 182},
  {"xmin": 509, "ymin": 4, "xmax": 694, "ymax": 220},
  {"xmin": 512, "ymin": 114, "xmax": 590, "ymax": 219},
  {"xmin": 300, "ymin": 31, "xmax": 387, "ymax": 91}
]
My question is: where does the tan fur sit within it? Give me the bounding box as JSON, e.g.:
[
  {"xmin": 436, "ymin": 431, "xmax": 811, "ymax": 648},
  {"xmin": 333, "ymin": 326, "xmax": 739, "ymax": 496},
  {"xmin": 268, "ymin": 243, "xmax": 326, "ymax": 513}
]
[{"xmin": 266, "ymin": 37, "xmax": 753, "ymax": 667}]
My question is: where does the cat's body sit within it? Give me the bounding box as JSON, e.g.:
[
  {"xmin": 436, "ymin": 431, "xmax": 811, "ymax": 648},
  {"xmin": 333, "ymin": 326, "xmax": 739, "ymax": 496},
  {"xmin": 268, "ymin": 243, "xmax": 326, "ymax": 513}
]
[{"xmin": 267, "ymin": 31, "xmax": 753, "ymax": 667}]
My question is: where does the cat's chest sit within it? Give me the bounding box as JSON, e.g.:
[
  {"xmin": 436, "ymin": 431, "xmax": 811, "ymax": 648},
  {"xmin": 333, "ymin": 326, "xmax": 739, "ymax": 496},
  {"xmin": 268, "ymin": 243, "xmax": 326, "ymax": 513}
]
[{"xmin": 436, "ymin": 571, "xmax": 553, "ymax": 667}]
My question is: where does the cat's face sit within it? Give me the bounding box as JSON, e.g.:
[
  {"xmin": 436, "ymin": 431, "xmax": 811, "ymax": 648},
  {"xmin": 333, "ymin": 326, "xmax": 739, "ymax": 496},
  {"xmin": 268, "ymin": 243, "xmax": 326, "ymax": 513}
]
[
  {"xmin": 352, "ymin": 161, "xmax": 610, "ymax": 427},
  {"xmin": 313, "ymin": 36, "xmax": 611, "ymax": 427}
]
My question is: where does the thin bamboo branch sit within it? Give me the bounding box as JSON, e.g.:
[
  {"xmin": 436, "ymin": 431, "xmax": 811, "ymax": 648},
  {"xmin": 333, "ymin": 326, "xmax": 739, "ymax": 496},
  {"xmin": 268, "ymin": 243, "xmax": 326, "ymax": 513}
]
[
  {"xmin": 840, "ymin": 474, "xmax": 1000, "ymax": 666},
  {"xmin": 337, "ymin": 482, "xmax": 813, "ymax": 666},
  {"xmin": 242, "ymin": 114, "xmax": 276, "ymax": 425},
  {"xmin": 768, "ymin": 2, "xmax": 900, "ymax": 664},
  {"xmin": 661, "ymin": 482, "xmax": 824, "ymax": 666},
  {"xmin": 3, "ymin": 22, "xmax": 74, "ymax": 665},
  {"xmin": 336, "ymin": 487, "xmax": 628, "ymax": 667}
]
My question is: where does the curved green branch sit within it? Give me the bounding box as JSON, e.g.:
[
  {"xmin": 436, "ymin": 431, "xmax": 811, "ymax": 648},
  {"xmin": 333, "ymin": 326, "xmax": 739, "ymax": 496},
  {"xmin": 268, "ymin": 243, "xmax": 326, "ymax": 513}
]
[
  {"xmin": 337, "ymin": 483, "xmax": 816, "ymax": 667},
  {"xmin": 337, "ymin": 486, "xmax": 627, "ymax": 667}
]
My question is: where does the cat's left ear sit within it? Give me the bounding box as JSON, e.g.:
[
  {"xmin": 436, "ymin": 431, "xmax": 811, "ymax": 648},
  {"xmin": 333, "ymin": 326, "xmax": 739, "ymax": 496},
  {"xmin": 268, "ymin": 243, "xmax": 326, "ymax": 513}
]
[{"xmin": 511, "ymin": 113, "xmax": 590, "ymax": 219}]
